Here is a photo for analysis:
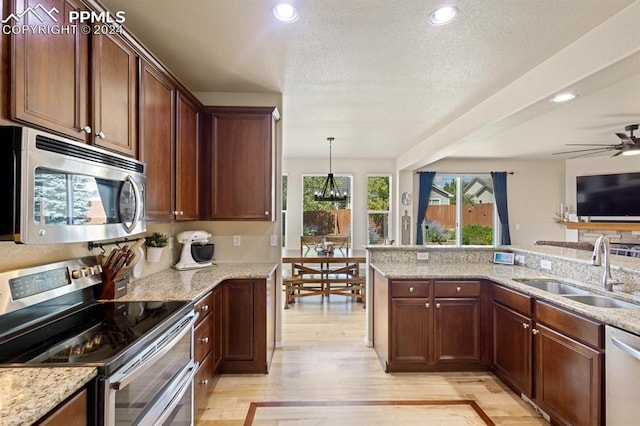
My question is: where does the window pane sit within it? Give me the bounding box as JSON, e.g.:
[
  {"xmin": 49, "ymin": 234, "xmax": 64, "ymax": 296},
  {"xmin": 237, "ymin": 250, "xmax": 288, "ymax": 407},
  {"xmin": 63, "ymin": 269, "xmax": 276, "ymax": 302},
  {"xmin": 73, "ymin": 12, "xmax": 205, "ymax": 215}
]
[
  {"xmin": 367, "ymin": 176, "xmax": 389, "ymax": 210},
  {"xmin": 424, "ymin": 177, "xmax": 454, "ymax": 244},
  {"xmin": 460, "ymin": 176, "xmax": 494, "ymax": 245},
  {"xmin": 368, "ymin": 213, "xmax": 388, "ymax": 244}
]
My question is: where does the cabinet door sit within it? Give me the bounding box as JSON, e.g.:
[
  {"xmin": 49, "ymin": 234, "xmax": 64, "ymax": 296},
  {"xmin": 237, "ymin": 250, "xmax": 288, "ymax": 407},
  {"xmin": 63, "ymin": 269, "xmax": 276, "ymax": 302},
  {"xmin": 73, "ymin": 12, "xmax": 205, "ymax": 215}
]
[
  {"xmin": 222, "ymin": 280, "xmax": 255, "ymax": 361},
  {"xmin": 139, "ymin": 60, "xmax": 175, "ymax": 220},
  {"xmin": 175, "ymin": 92, "xmax": 200, "ymax": 220},
  {"xmin": 92, "ymin": 32, "xmax": 138, "ymax": 156},
  {"xmin": 390, "ymin": 298, "xmax": 431, "ymax": 364},
  {"xmin": 209, "ymin": 108, "xmax": 275, "ymax": 220},
  {"xmin": 434, "ymin": 298, "xmax": 480, "ymax": 364},
  {"xmin": 39, "ymin": 388, "xmax": 87, "ymax": 425},
  {"xmin": 11, "ymin": 0, "xmax": 90, "ymax": 140},
  {"xmin": 492, "ymin": 302, "xmax": 532, "ymax": 396},
  {"xmin": 534, "ymin": 323, "xmax": 602, "ymax": 426}
]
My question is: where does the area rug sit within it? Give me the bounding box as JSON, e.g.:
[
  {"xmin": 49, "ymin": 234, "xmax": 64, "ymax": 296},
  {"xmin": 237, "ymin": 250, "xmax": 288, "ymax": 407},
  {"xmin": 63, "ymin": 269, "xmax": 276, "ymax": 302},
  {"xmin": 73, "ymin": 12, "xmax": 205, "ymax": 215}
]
[{"xmin": 244, "ymin": 400, "xmax": 495, "ymax": 425}]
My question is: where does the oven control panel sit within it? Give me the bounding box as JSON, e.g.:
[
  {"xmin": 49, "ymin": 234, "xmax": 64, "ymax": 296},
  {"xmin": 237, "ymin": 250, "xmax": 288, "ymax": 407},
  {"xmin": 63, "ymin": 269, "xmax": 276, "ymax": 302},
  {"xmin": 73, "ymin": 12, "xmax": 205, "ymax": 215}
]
[{"xmin": 9, "ymin": 267, "xmax": 71, "ymax": 300}]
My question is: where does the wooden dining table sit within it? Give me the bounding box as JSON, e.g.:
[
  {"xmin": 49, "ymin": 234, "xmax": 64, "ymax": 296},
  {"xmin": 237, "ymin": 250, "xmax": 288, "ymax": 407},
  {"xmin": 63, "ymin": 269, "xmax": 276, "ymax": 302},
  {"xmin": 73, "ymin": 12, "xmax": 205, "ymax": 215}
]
[{"xmin": 281, "ymin": 250, "xmax": 366, "ymax": 308}]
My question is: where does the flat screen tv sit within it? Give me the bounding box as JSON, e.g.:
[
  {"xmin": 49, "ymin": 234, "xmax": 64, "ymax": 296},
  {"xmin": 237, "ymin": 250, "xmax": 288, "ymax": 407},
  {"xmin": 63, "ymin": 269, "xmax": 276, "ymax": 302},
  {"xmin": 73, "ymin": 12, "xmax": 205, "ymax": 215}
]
[{"xmin": 576, "ymin": 172, "xmax": 640, "ymax": 219}]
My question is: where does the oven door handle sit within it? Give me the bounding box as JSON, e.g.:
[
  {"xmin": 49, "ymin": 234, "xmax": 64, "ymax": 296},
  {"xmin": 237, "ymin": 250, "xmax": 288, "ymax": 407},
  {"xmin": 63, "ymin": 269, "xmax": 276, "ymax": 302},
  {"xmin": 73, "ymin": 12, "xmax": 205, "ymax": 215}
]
[
  {"xmin": 135, "ymin": 359, "xmax": 199, "ymax": 426},
  {"xmin": 108, "ymin": 311, "xmax": 198, "ymax": 391}
]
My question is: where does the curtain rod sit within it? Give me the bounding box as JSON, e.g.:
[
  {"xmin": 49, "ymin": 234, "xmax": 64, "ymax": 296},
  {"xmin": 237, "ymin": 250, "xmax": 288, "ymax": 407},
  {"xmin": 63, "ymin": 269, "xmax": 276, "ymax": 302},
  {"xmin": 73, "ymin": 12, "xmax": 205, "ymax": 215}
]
[{"xmin": 415, "ymin": 171, "xmax": 514, "ymax": 175}]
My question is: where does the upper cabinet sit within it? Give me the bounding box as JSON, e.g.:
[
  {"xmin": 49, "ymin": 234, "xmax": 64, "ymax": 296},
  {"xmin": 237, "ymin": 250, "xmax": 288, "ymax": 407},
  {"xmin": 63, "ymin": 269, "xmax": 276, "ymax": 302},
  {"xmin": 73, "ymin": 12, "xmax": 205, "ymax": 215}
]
[
  {"xmin": 139, "ymin": 60, "xmax": 175, "ymax": 221},
  {"xmin": 202, "ymin": 106, "xmax": 279, "ymax": 221},
  {"xmin": 10, "ymin": 0, "xmax": 138, "ymax": 157},
  {"xmin": 175, "ymin": 92, "xmax": 201, "ymax": 220}
]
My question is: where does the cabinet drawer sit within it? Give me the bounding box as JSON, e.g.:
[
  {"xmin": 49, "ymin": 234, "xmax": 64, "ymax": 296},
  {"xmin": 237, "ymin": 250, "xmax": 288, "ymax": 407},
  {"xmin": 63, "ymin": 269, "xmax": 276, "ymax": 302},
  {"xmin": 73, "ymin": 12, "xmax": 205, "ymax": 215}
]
[
  {"xmin": 534, "ymin": 300, "xmax": 603, "ymax": 349},
  {"xmin": 391, "ymin": 281, "xmax": 430, "ymax": 298},
  {"xmin": 194, "ymin": 353, "xmax": 214, "ymax": 417},
  {"xmin": 493, "ymin": 284, "xmax": 532, "ymax": 315},
  {"xmin": 194, "ymin": 316, "xmax": 213, "ymax": 363},
  {"xmin": 434, "ymin": 281, "xmax": 481, "ymax": 297},
  {"xmin": 194, "ymin": 292, "xmax": 213, "ymax": 325}
]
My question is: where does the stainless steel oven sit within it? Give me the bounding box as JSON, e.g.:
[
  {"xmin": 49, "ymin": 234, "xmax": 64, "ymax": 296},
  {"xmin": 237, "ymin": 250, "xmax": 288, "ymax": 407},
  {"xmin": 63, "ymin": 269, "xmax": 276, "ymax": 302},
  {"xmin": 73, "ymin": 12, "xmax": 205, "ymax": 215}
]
[
  {"xmin": 0, "ymin": 126, "xmax": 145, "ymax": 244},
  {"xmin": 0, "ymin": 257, "xmax": 196, "ymax": 425}
]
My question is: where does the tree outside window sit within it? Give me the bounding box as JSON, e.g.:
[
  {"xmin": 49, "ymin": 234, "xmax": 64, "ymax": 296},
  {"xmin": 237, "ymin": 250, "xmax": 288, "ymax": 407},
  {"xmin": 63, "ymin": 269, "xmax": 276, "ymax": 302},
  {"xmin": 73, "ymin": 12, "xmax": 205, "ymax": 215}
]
[{"xmin": 367, "ymin": 175, "xmax": 391, "ymax": 244}]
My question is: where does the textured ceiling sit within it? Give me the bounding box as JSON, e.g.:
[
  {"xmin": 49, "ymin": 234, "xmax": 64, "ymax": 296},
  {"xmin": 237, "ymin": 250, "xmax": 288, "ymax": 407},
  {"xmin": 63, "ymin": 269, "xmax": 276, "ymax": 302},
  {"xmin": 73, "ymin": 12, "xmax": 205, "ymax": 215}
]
[{"xmin": 100, "ymin": 0, "xmax": 640, "ymax": 168}]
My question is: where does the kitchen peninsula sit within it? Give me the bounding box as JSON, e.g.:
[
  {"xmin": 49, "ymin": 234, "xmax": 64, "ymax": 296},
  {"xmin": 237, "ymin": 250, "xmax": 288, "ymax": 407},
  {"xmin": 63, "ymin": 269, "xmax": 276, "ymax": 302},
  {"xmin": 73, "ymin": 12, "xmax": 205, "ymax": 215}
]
[{"xmin": 367, "ymin": 244, "xmax": 640, "ymax": 426}]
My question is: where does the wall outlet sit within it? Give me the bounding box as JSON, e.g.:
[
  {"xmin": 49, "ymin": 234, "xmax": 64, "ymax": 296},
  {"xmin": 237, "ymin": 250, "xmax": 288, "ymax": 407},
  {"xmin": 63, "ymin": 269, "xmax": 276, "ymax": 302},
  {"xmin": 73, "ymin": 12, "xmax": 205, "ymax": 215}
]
[
  {"xmin": 233, "ymin": 235, "xmax": 241, "ymax": 246},
  {"xmin": 540, "ymin": 259, "xmax": 552, "ymax": 270},
  {"xmin": 515, "ymin": 254, "xmax": 525, "ymax": 264},
  {"xmin": 270, "ymin": 235, "xmax": 278, "ymax": 247},
  {"xmin": 417, "ymin": 252, "xmax": 429, "ymax": 260}
]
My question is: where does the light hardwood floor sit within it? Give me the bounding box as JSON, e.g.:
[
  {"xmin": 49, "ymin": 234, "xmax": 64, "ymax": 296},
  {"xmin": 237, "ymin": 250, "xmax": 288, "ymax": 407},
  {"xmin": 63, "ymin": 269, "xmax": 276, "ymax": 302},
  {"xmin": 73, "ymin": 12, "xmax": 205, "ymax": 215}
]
[{"xmin": 197, "ymin": 295, "xmax": 546, "ymax": 425}]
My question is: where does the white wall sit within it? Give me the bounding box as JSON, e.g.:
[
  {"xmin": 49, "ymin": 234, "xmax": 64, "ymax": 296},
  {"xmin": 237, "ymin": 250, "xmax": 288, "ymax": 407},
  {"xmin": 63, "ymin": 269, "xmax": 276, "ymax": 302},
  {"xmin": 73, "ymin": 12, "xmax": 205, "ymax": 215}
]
[
  {"xmin": 397, "ymin": 158, "xmax": 567, "ymax": 246},
  {"xmin": 282, "ymin": 157, "xmax": 396, "ymax": 251}
]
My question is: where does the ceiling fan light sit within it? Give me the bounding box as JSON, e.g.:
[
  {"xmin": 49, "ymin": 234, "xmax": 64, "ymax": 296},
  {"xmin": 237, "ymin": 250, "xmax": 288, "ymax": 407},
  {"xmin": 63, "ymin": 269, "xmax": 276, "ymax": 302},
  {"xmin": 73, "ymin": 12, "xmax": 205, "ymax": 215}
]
[
  {"xmin": 273, "ymin": 3, "xmax": 298, "ymax": 22},
  {"xmin": 549, "ymin": 92, "xmax": 578, "ymax": 103},
  {"xmin": 429, "ymin": 6, "xmax": 458, "ymax": 26},
  {"xmin": 622, "ymin": 146, "xmax": 640, "ymax": 156}
]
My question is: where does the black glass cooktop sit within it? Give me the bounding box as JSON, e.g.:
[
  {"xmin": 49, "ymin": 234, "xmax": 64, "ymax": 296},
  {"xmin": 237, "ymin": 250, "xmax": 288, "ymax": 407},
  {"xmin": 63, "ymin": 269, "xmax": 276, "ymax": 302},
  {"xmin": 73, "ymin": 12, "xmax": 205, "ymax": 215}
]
[{"xmin": 0, "ymin": 300, "xmax": 190, "ymax": 372}]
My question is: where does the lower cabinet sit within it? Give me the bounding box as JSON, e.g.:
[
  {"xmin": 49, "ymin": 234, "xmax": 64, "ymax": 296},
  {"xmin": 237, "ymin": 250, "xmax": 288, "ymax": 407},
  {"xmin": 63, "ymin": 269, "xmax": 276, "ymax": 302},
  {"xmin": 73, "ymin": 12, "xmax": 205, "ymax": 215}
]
[
  {"xmin": 492, "ymin": 283, "xmax": 604, "ymax": 426},
  {"xmin": 193, "ymin": 291, "xmax": 214, "ymax": 421},
  {"xmin": 374, "ymin": 276, "xmax": 487, "ymax": 372}
]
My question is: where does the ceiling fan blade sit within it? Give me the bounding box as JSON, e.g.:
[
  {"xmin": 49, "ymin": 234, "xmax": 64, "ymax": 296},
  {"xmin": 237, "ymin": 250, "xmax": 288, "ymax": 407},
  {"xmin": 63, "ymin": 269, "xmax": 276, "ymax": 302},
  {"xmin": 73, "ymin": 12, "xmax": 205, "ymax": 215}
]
[
  {"xmin": 567, "ymin": 150, "xmax": 612, "ymax": 159},
  {"xmin": 616, "ymin": 133, "xmax": 633, "ymax": 143},
  {"xmin": 564, "ymin": 143, "xmax": 619, "ymax": 147},
  {"xmin": 552, "ymin": 147, "xmax": 615, "ymax": 155},
  {"xmin": 612, "ymin": 151, "xmax": 624, "ymax": 157}
]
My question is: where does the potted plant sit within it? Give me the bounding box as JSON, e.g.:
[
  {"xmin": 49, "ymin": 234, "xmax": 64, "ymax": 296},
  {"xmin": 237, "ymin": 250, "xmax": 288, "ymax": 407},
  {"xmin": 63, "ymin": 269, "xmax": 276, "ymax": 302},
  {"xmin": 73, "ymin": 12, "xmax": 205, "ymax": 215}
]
[{"xmin": 145, "ymin": 232, "xmax": 168, "ymax": 262}]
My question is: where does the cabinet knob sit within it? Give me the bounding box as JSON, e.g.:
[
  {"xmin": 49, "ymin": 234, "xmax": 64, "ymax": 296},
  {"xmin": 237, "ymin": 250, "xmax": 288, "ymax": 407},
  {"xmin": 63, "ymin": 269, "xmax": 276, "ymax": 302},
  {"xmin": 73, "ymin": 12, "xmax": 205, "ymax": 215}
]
[
  {"xmin": 409, "ymin": 287, "xmax": 414, "ymax": 293},
  {"xmin": 532, "ymin": 328, "xmax": 539, "ymax": 335},
  {"xmin": 173, "ymin": 210, "xmax": 184, "ymax": 216},
  {"xmin": 180, "ymin": 211, "xmax": 184, "ymax": 216},
  {"xmin": 200, "ymin": 336, "xmax": 209, "ymax": 344},
  {"xmin": 97, "ymin": 131, "xmax": 106, "ymax": 139},
  {"xmin": 82, "ymin": 125, "xmax": 92, "ymax": 134},
  {"xmin": 200, "ymin": 379, "xmax": 209, "ymax": 386},
  {"xmin": 522, "ymin": 323, "xmax": 529, "ymax": 329},
  {"xmin": 425, "ymin": 302, "xmax": 430, "ymax": 308},
  {"xmin": 264, "ymin": 211, "xmax": 269, "ymax": 215},
  {"xmin": 456, "ymin": 286, "xmax": 461, "ymax": 292},
  {"xmin": 200, "ymin": 304, "xmax": 209, "ymax": 312},
  {"xmin": 436, "ymin": 303, "xmax": 441, "ymax": 309}
]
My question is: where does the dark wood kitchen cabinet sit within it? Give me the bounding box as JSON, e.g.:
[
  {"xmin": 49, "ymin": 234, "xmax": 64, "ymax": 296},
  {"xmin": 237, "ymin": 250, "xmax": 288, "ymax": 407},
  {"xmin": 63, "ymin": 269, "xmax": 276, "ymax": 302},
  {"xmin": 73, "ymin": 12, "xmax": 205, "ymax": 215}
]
[
  {"xmin": 491, "ymin": 284, "xmax": 533, "ymax": 397},
  {"xmin": 491, "ymin": 283, "xmax": 604, "ymax": 425},
  {"xmin": 139, "ymin": 60, "xmax": 175, "ymax": 221},
  {"xmin": 373, "ymin": 274, "xmax": 487, "ymax": 372},
  {"xmin": 220, "ymin": 272, "xmax": 276, "ymax": 374},
  {"xmin": 533, "ymin": 300, "xmax": 603, "ymax": 426},
  {"xmin": 193, "ymin": 292, "xmax": 214, "ymax": 420},
  {"xmin": 39, "ymin": 387, "xmax": 88, "ymax": 425},
  {"xmin": 10, "ymin": 0, "xmax": 138, "ymax": 156},
  {"xmin": 202, "ymin": 106, "xmax": 279, "ymax": 221},
  {"xmin": 175, "ymin": 91, "xmax": 200, "ymax": 220}
]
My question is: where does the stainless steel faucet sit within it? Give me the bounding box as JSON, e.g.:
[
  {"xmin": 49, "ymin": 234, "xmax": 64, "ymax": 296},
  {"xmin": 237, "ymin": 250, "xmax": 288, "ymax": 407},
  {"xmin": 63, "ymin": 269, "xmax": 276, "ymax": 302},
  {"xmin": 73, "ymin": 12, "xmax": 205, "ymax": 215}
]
[{"xmin": 592, "ymin": 236, "xmax": 623, "ymax": 291}]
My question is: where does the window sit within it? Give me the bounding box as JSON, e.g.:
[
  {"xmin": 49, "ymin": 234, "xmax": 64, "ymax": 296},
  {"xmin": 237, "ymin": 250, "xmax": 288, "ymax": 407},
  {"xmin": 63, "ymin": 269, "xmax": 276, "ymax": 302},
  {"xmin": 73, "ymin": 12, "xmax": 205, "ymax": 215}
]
[
  {"xmin": 282, "ymin": 174, "xmax": 288, "ymax": 247},
  {"xmin": 302, "ymin": 175, "xmax": 352, "ymax": 239},
  {"xmin": 367, "ymin": 175, "xmax": 391, "ymax": 244},
  {"xmin": 424, "ymin": 174, "xmax": 496, "ymax": 246}
]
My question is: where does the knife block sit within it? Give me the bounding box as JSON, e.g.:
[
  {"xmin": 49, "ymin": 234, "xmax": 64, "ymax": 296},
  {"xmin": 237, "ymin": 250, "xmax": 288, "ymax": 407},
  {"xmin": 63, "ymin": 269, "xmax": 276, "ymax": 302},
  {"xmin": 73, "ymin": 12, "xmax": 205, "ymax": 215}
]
[{"xmin": 96, "ymin": 269, "xmax": 129, "ymax": 300}]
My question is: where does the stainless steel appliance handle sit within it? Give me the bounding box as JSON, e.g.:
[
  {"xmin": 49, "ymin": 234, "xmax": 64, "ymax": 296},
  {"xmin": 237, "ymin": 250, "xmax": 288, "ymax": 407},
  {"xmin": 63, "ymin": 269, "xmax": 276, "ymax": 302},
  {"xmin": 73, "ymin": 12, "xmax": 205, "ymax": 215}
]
[
  {"xmin": 136, "ymin": 359, "xmax": 199, "ymax": 426},
  {"xmin": 122, "ymin": 174, "xmax": 142, "ymax": 234},
  {"xmin": 611, "ymin": 335, "xmax": 640, "ymax": 361},
  {"xmin": 109, "ymin": 311, "xmax": 198, "ymax": 391}
]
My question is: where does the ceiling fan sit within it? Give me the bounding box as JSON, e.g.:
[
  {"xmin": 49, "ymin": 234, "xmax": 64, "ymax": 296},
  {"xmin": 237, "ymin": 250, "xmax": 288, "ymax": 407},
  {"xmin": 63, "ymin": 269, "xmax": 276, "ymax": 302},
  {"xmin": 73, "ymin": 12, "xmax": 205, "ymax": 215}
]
[{"xmin": 552, "ymin": 124, "xmax": 640, "ymax": 158}]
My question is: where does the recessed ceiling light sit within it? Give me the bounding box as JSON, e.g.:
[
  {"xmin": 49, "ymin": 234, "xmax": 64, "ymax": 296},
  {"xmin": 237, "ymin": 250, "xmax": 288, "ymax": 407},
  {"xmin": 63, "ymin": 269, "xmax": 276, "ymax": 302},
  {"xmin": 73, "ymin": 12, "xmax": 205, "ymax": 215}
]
[
  {"xmin": 549, "ymin": 92, "xmax": 578, "ymax": 103},
  {"xmin": 273, "ymin": 3, "xmax": 298, "ymax": 23},
  {"xmin": 429, "ymin": 6, "xmax": 459, "ymax": 26}
]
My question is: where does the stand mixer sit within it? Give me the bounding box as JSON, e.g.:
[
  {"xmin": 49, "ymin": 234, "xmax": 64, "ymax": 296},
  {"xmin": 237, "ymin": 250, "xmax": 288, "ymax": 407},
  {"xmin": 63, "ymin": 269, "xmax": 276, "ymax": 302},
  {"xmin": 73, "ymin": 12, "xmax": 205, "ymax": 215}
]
[{"xmin": 174, "ymin": 230, "xmax": 215, "ymax": 270}]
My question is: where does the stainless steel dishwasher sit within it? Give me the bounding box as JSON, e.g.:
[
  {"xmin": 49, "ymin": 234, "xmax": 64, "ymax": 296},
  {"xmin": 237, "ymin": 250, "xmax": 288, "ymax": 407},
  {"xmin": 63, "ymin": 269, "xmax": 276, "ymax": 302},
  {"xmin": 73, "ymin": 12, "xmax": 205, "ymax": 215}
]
[{"xmin": 606, "ymin": 325, "xmax": 640, "ymax": 424}]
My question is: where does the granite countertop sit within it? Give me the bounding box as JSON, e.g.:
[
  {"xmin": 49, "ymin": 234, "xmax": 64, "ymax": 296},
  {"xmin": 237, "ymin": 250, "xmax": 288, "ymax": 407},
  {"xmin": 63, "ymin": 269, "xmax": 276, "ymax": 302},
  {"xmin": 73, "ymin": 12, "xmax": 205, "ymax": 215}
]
[
  {"xmin": 371, "ymin": 262, "xmax": 640, "ymax": 335},
  {"xmin": 3, "ymin": 262, "xmax": 278, "ymax": 426},
  {"xmin": 116, "ymin": 262, "xmax": 279, "ymax": 302},
  {"xmin": 0, "ymin": 367, "xmax": 96, "ymax": 426}
]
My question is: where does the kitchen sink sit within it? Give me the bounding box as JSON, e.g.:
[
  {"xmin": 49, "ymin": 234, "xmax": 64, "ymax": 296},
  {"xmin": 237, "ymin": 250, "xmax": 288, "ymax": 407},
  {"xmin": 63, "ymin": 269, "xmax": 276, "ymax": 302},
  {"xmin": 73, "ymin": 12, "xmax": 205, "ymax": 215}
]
[
  {"xmin": 512, "ymin": 279, "xmax": 591, "ymax": 295},
  {"xmin": 562, "ymin": 294, "xmax": 640, "ymax": 309}
]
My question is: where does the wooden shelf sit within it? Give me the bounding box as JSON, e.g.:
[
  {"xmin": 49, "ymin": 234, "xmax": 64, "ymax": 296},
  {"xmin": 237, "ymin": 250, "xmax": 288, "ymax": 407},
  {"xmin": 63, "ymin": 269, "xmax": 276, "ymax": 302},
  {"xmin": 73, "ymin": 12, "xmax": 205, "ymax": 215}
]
[{"xmin": 563, "ymin": 222, "xmax": 640, "ymax": 231}]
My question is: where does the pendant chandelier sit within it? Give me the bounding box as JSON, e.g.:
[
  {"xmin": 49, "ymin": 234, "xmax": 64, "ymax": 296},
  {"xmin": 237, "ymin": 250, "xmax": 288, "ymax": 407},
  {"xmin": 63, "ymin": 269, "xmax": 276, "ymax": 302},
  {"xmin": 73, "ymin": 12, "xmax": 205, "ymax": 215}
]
[{"xmin": 314, "ymin": 137, "xmax": 348, "ymax": 202}]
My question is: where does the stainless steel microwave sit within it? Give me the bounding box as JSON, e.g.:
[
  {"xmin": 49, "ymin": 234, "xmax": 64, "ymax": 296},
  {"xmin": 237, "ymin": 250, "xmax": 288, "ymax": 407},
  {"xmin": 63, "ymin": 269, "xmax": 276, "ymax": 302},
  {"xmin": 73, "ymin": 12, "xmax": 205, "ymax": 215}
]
[{"xmin": 0, "ymin": 126, "xmax": 146, "ymax": 244}]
